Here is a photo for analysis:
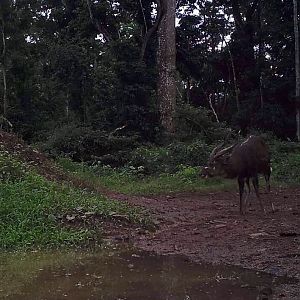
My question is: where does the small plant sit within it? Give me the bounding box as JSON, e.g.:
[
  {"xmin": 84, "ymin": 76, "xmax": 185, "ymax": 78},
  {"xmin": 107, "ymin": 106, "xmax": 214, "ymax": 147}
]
[
  {"xmin": 128, "ymin": 140, "xmax": 211, "ymax": 175},
  {"xmin": 176, "ymin": 165, "xmax": 200, "ymax": 182},
  {"xmin": 0, "ymin": 152, "xmax": 28, "ymax": 182},
  {"xmin": 57, "ymin": 157, "xmax": 231, "ymax": 196},
  {"xmin": 271, "ymin": 140, "xmax": 300, "ymax": 184},
  {"xmin": 0, "ymin": 153, "xmax": 150, "ymax": 250}
]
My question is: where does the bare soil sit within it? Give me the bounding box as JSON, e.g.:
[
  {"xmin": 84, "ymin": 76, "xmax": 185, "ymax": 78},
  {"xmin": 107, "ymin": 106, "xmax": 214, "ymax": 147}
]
[
  {"xmin": 1, "ymin": 131, "xmax": 299, "ymax": 298},
  {"xmin": 105, "ymin": 188, "xmax": 300, "ymax": 299}
]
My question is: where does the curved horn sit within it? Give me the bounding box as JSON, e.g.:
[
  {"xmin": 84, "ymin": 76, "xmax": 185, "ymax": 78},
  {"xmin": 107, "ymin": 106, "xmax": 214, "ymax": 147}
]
[
  {"xmin": 209, "ymin": 142, "xmax": 225, "ymax": 162},
  {"xmin": 214, "ymin": 143, "xmax": 237, "ymax": 159}
]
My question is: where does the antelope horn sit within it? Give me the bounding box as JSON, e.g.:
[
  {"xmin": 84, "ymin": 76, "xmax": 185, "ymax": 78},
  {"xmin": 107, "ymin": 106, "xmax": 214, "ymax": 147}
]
[
  {"xmin": 209, "ymin": 142, "xmax": 225, "ymax": 162},
  {"xmin": 214, "ymin": 143, "xmax": 237, "ymax": 159}
]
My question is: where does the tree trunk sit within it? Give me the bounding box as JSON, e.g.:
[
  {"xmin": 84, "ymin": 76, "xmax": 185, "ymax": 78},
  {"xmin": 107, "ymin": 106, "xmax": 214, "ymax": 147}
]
[
  {"xmin": 227, "ymin": 41, "xmax": 240, "ymax": 112},
  {"xmin": 258, "ymin": 0, "xmax": 264, "ymax": 110},
  {"xmin": 294, "ymin": 0, "xmax": 300, "ymax": 141},
  {"xmin": 65, "ymin": 97, "xmax": 70, "ymax": 122},
  {"xmin": 230, "ymin": 0, "xmax": 260, "ymax": 134},
  {"xmin": 0, "ymin": 18, "xmax": 7, "ymax": 117},
  {"xmin": 140, "ymin": 0, "xmax": 163, "ymax": 61},
  {"xmin": 157, "ymin": 0, "xmax": 176, "ymax": 135},
  {"xmin": 2, "ymin": 65, "xmax": 7, "ymax": 116}
]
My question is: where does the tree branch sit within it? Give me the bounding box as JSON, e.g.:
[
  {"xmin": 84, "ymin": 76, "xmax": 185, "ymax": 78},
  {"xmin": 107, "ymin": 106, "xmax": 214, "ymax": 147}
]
[
  {"xmin": 139, "ymin": 0, "xmax": 148, "ymax": 33},
  {"xmin": 108, "ymin": 124, "xmax": 127, "ymax": 139},
  {"xmin": 86, "ymin": 0, "xmax": 111, "ymax": 42},
  {"xmin": 140, "ymin": 0, "xmax": 164, "ymax": 61},
  {"xmin": 230, "ymin": 0, "xmax": 243, "ymax": 30},
  {"xmin": 0, "ymin": 19, "xmax": 5, "ymax": 60},
  {"xmin": 209, "ymin": 94, "xmax": 220, "ymax": 123}
]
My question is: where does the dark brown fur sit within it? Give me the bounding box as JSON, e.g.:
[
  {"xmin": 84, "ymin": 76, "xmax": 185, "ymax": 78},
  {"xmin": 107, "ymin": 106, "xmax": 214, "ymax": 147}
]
[{"xmin": 203, "ymin": 136, "xmax": 273, "ymax": 214}]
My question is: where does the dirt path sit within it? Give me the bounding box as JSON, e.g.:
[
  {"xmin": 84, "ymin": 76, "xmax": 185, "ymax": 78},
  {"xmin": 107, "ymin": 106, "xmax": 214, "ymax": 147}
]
[
  {"xmin": 1, "ymin": 131, "xmax": 298, "ymax": 297},
  {"xmin": 106, "ymin": 187, "xmax": 300, "ymax": 299}
]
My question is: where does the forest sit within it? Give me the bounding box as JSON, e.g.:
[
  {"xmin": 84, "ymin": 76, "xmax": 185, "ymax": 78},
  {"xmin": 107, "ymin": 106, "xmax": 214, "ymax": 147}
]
[
  {"xmin": 1, "ymin": 0, "xmax": 299, "ymax": 151},
  {"xmin": 0, "ymin": 1, "xmax": 300, "ymax": 299}
]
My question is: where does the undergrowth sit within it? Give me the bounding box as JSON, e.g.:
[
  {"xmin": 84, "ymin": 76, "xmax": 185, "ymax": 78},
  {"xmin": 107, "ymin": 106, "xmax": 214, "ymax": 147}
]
[
  {"xmin": 57, "ymin": 137, "xmax": 300, "ymax": 196},
  {"xmin": 270, "ymin": 141, "xmax": 300, "ymax": 185},
  {"xmin": 0, "ymin": 152, "xmax": 149, "ymax": 250},
  {"xmin": 58, "ymin": 158, "xmax": 232, "ymax": 195},
  {"xmin": 2, "ymin": 134, "xmax": 299, "ymax": 251}
]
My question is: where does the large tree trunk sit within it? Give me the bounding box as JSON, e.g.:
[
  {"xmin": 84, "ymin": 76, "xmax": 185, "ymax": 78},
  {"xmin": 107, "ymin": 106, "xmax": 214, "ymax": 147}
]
[
  {"xmin": 157, "ymin": 0, "xmax": 176, "ymax": 135},
  {"xmin": 294, "ymin": 0, "xmax": 300, "ymax": 141}
]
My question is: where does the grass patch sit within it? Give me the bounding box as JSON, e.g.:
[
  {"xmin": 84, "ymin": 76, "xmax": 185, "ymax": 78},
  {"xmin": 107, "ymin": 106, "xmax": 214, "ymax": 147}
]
[
  {"xmin": 270, "ymin": 140, "xmax": 300, "ymax": 186},
  {"xmin": 57, "ymin": 137, "xmax": 300, "ymax": 197},
  {"xmin": 95, "ymin": 172, "xmax": 232, "ymax": 195},
  {"xmin": 0, "ymin": 154, "xmax": 149, "ymax": 251},
  {"xmin": 58, "ymin": 158, "xmax": 233, "ymax": 195},
  {"xmin": 271, "ymin": 144, "xmax": 300, "ymax": 185}
]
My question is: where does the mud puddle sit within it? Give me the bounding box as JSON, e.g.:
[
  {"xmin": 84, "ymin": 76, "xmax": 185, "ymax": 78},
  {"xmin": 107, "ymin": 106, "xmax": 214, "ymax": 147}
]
[{"xmin": 0, "ymin": 247, "xmax": 292, "ymax": 300}]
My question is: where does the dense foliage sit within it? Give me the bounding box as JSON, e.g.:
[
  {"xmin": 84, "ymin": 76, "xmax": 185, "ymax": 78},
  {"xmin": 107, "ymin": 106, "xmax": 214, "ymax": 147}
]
[
  {"xmin": 1, "ymin": 0, "xmax": 299, "ymax": 253},
  {"xmin": 57, "ymin": 137, "xmax": 300, "ymax": 196},
  {"xmin": 0, "ymin": 0, "xmax": 299, "ymax": 160}
]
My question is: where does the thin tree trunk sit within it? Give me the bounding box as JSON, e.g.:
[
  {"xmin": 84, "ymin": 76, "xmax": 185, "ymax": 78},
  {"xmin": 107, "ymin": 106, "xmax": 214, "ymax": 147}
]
[
  {"xmin": 86, "ymin": 0, "xmax": 111, "ymax": 42},
  {"xmin": 209, "ymin": 94, "xmax": 220, "ymax": 123},
  {"xmin": 258, "ymin": 0, "xmax": 264, "ymax": 109},
  {"xmin": 226, "ymin": 41, "xmax": 240, "ymax": 112},
  {"xmin": 2, "ymin": 66, "xmax": 7, "ymax": 116},
  {"xmin": 1, "ymin": 18, "xmax": 7, "ymax": 117},
  {"xmin": 82, "ymin": 72, "xmax": 87, "ymax": 124},
  {"xmin": 140, "ymin": 0, "xmax": 163, "ymax": 61},
  {"xmin": 65, "ymin": 97, "xmax": 70, "ymax": 122},
  {"xmin": 294, "ymin": 0, "xmax": 300, "ymax": 141},
  {"xmin": 186, "ymin": 78, "xmax": 191, "ymax": 104},
  {"xmin": 157, "ymin": 0, "xmax": 176, "ymax": 135},
  {"xmin": 230, "ymin": 0, "xmax": 259, "ymax": 112}
]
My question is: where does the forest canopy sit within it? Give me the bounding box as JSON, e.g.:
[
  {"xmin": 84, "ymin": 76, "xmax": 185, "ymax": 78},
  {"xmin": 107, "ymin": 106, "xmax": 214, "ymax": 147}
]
[{"xmin": 0, "ymin": 0, "xmax": 298, "ymax": 148}]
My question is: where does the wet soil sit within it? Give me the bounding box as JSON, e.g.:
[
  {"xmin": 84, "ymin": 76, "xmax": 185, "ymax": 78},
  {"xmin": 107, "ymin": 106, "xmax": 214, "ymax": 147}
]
[
  {"xmin": 104, "ymin": 187, "xmax": 300, "ymax": 299},
  {"xmin": 1, "ymin": 131, "xmax": 299, "ymax": 298},
  {"xmin": 0, "ymin": 248, "xmax": 292, "ymax": 300}
]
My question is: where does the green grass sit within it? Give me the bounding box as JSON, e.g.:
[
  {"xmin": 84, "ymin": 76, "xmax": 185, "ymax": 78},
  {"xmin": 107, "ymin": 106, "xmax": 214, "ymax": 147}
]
[
  {"xmin": 272, "ymin": 152, "xmax": 300, "ymax": 185},
  {"xmin": 0, "ymin": 154, "xmax": 149, "ymax": 250},
  {"xmin": 57, "ymin": 139, "xmax": 300, "ymax": 197},
  {"xmin": 96, "ymin": 172, "xmax": 232, "ymax": 195},
  {"xmin": 57, "ymin": 158, "xmax": 233, "ymax": 195},
  {"xmin": 2, "ymin": 138, "xmax": 299, "ymax": 251}
]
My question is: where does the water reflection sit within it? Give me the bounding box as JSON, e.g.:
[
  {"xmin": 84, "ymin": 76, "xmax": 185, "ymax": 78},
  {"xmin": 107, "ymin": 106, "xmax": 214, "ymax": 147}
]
[{"xmin": 0, "ymin": 247, "xmax": 282, "ymax": 300}]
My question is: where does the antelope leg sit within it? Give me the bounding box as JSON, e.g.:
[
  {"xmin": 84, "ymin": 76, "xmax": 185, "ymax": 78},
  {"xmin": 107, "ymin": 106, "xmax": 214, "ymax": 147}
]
[
  {"xmin": 252, "ymin": 176, "xmax": 266, "ymax": 214},
  {"xmin": 238, "ymin": 177, "xmax": 245, "ymax": 215}
]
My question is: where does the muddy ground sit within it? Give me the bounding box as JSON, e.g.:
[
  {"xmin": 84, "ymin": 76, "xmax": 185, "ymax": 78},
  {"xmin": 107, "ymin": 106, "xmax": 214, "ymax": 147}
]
[
  {"xmin": 103, "ymin": 187, "xmax": 300, "ymax": 299},
  {"xmin": 1, "ymin": 131, "xmax": 299, "ymax": 298}
]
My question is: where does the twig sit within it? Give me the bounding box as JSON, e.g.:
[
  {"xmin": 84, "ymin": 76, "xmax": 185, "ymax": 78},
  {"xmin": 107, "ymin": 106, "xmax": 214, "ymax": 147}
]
[
  {"xmin": 139, "ymin": 0, "xmax": 148, "ymax": 33},
  {"xmin": 209, "ymin": 94, "xmax": 220, "ymax": 123},
  {"xmin": 108, "ymin": 124, "xmax": 127, "ymax": 138}
]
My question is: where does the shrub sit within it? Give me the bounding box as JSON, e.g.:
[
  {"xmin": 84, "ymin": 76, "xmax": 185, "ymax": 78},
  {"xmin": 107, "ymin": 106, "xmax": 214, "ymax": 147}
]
[
  {"xmin": 176, "ymin": 165, "xmax": 200, "ymax": 182},
  {"xmin": 270, "ymin": 140, "xmax": 300, "ymax": 184},
  {"xmin": 175, "ymin": 104, "xmax": 231, "ymax": 143},
  {"xmin": 128, "ymin": 140, "xmax": 212, "ymax": 174},
  {"xmin": 39, "ymin": 124, "xmax": 140, "ymax": 166}
]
